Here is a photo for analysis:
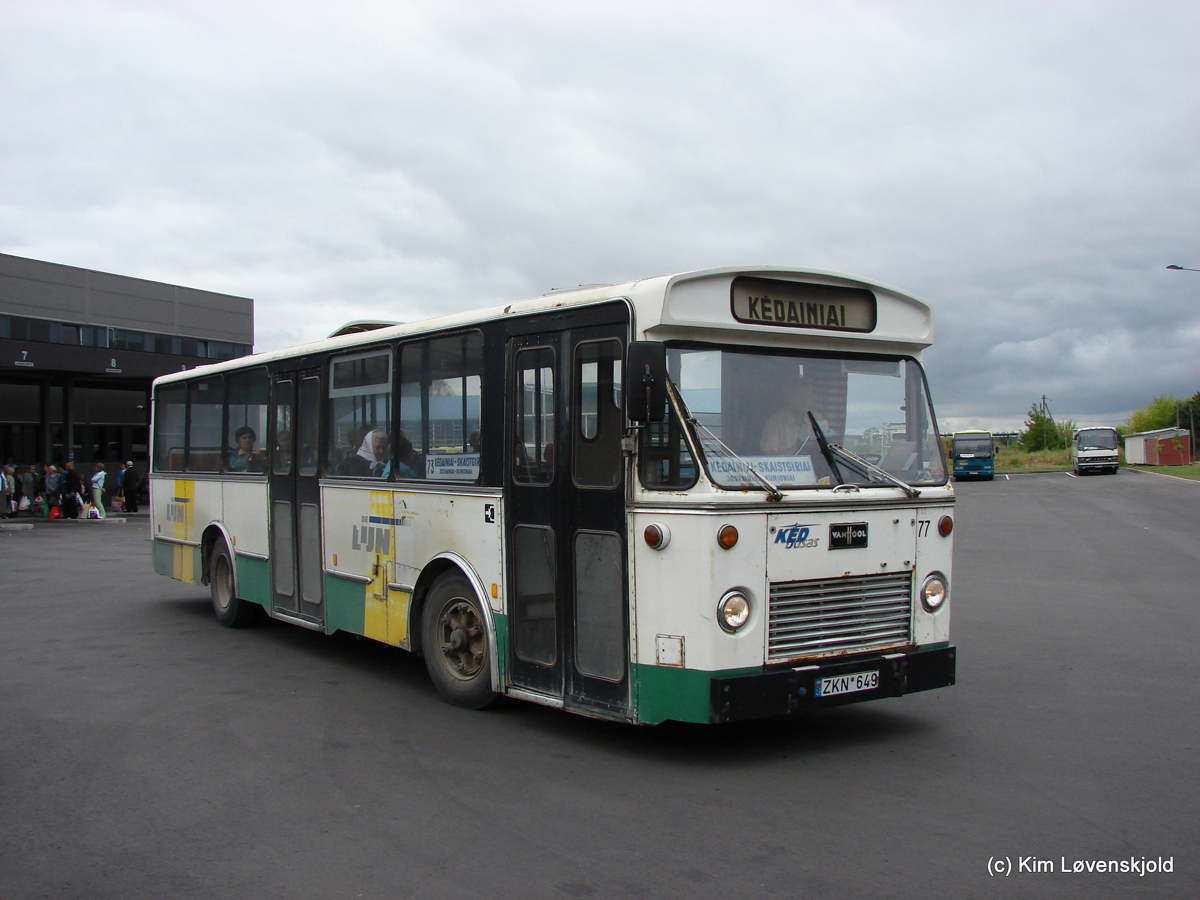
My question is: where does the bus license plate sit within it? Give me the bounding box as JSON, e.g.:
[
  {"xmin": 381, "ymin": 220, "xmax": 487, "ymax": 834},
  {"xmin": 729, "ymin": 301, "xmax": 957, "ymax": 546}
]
[{"xmin": 816, "ymin": 670, "xmax": 879, "ymax": 697}]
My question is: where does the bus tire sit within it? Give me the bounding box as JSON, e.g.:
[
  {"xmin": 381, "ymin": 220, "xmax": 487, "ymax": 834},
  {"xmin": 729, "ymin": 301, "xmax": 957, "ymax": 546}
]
[
  {"xmin": 421, "ymin": 572, "xmax": 500, "ymax": 709},
  {"xmin": 210, "ymin": 542, "xmax": 257, "ymax": 628}
]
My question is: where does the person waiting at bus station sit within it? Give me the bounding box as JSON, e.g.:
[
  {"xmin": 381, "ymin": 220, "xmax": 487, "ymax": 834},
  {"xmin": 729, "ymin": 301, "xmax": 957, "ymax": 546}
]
[
  {"xmin": 90, "ymin": 462, "xmax": 107, "ymax": 518},
  {"xmin": 62, "ymin": 461, "xmax": 83, "ymax": 519},
  {"xmin": 121, "ymin": 462, "xmax": 141, "ymax": 513},
  {"xmin": 350, "ymin": 429, "xmax": 391, "ymax": 477},
  {"xmin": 228, "ymin": 426, "xmax": 266, "ymax": 473}
]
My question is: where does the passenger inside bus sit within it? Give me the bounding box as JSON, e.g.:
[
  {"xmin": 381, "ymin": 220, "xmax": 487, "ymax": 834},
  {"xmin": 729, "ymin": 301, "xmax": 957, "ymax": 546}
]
[
  {"xmin": 350, "ymin": 430, "xmax": 391, "ymax": 477},
  {"xmin": 228, "ymin": 426, "xmax": 266, "ymax": 473},
  {"xmin": 274, "ymin": 430, "xmax": 293, "ymax": 470},
  {"xmin": 395, "ymin": 433, "xmax": 420, "ymax": 479},
  {"xmin": 335, "ymin": 424, "xmax": 370, "ymax": 475}
]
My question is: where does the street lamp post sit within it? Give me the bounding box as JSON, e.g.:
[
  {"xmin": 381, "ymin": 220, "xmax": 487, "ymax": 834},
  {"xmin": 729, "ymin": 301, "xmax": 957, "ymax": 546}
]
[{"xmin": 1166, "ymin": 265, "xmax": 1200, "ymax": 271}]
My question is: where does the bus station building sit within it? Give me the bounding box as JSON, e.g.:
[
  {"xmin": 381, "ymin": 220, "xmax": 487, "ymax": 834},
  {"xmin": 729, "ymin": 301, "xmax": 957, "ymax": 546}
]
[{"xmin": 0, "ymin": 252, "xmax": 253, "ymax": 469}]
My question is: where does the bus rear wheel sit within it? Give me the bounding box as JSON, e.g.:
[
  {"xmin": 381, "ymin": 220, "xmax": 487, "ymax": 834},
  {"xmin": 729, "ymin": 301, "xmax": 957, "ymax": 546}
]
[
  {"xmin": 421, "ymin": 573, "xmax": 500, "ymax": 709},
  {"xmin": 210, "ymin": 542, "xmax": 257, "ymax": 628}
]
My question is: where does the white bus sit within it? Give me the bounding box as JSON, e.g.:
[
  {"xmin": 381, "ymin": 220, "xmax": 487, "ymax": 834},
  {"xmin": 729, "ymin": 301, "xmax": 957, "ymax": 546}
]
[
  {"xmin": 1071, "ymin": 426, "xmax": 1120, "ymax": 475},
  {"xmin": 150, "ymin": 267, "xmax": 956, "ymax": 724}
]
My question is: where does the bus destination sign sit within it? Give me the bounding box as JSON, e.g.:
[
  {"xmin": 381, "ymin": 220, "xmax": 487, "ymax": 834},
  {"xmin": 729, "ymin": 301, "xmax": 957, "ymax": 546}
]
[{"xmin": 730, "ymin": 277, "xmax": 877, "ymax": 333}]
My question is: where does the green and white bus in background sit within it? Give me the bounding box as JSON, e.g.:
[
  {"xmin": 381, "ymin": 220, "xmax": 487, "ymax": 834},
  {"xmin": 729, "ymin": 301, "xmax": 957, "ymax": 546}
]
[
  {"xmin": 149, "ymin": 267, "xmax": 956, "ymax": 725},
  {"xmin": 952, "ymin": 430, "xmax": 995, "ymax": 480}
]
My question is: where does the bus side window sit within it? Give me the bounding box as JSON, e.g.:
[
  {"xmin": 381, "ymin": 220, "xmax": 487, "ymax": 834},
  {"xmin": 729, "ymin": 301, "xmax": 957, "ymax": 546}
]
[
  {"xmin": 328, "ymin": 350, "xmax": 392, "ymax": 478},
  {"xmin": 186, "ymin": 376, "xmax": 224, "ymax": 473},
  {"xmin": 273, "ymin": 380, "xmax": 294, "ymax": 475},
  {"xmin": 153, "ymin": 384, "xmax": 187, "ymax": 473},
  {"xmin": 297, "ymin": 376, "xmax": 320, "ymax": 477},
  {"xmin": 574, "ymin": 339, "xmax": 622, "ymax": 489},
  {"xmin": 513, "ymin": 348, "xmax": 555, "ymax": 485},
  {"xmin": 224, "ymin": 368, "xmax": 269, "ymax": 474},
  {"xmin": 637, "ymin": 354, "xmax": 696, "ymax": 490},
  {"xmin": 400, "ymin": 331, "xmax": 483, "ymax": 482}
]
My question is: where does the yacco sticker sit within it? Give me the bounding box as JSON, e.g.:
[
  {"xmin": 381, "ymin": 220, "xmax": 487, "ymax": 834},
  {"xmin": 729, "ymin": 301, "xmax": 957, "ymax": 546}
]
[{"xmin": 774, "ymin": 524, "xmax": 819, "ymax": 549}]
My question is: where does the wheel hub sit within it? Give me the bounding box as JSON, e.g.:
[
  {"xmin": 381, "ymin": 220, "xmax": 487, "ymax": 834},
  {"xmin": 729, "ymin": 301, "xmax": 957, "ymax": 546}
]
[{"xmin": 438, "ymin": 600, "xmax": 484, "ymax": 679}]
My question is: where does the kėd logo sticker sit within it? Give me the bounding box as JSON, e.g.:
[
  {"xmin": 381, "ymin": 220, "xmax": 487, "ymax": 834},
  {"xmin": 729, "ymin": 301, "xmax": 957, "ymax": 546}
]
[{"xmin": 774, "ymin": 524, "xmax": 819, "ymax": 549}]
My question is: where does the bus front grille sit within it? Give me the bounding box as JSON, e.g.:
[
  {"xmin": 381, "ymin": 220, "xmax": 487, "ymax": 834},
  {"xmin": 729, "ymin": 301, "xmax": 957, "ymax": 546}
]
[{"xmin": 767, "ymin": 572, "xmax": 913, "ymax": 661}]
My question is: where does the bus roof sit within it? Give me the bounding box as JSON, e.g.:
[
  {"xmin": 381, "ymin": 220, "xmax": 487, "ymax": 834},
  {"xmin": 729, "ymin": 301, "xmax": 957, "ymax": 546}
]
[{"xmin": 154, "ymin": 266, "xmax": 936, "ymax": 385}]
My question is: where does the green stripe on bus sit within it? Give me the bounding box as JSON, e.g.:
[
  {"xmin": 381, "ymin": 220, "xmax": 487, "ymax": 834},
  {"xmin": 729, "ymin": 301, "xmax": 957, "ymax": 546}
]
[
  {"xmin": 633, "ymin": 663, "xmax": 759, "ymax": 725},
  {"xmin": 324, "ymin": 574, "xmax": 367, "ymax": 636},
  {"xmin": 151, "ymin": 539, "xmax": 175, "ymax": 579},
  {"xmin": 492, "ymin": 613, "xmax": 508, "ymax": 686},
  {"xmin": 233, "ymin": 555, "xmax": 271, "ymax": 610}
]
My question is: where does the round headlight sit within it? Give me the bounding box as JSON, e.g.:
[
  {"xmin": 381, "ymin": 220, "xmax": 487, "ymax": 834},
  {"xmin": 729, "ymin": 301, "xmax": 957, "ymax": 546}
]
[
  {"xmin": 921, "ymin": 573, "xmax": 949, "ymax": 612},
  {"xmin": 718, "ymin": 590, "xmax": 751, "ymax": 633}
]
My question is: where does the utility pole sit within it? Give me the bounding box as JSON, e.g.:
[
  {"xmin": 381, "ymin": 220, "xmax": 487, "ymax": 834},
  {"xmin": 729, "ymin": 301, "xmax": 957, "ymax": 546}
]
[{"xmin": 1041, "ymin": 395, "xmax": 1051, "ymax": 450}]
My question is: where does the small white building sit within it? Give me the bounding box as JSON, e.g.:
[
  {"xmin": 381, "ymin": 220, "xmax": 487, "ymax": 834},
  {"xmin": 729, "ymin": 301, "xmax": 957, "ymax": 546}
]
[{"xmin": 1123, "ymin": 427, "xmax": 1193, "ymax": 466}]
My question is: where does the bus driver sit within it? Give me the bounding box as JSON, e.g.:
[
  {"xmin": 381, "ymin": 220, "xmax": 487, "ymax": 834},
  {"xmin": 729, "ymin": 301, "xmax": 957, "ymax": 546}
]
[{"xmin": 760, "ymin": 379, "xmax": 818, "ymax": 455}]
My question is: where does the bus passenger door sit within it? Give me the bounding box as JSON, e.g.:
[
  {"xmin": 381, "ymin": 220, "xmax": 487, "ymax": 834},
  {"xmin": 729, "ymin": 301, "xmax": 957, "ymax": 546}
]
[
  {"xmin": 506, "ymin": 323, "xmax": 630, "ymax": 719},
  {"xmin": 269, "ymin": 370, "xmax": 325, "ymax": 624}
]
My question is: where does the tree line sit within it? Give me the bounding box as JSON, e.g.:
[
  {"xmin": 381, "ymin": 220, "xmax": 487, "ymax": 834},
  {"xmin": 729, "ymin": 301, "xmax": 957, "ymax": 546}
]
[{"xmin": 1018, "ymin": 391, "xmax": 1200, "ymax": 452}]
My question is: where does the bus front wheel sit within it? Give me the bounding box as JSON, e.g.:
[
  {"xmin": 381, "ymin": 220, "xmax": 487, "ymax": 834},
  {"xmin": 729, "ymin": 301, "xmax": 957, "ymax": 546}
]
[
  {"xmin": 421, "ymin": 573, "xmax": 500, "ymax": 709},
  {"xmin": 210, "ymin": 542, "xmax": 257, "ymax": 628}
]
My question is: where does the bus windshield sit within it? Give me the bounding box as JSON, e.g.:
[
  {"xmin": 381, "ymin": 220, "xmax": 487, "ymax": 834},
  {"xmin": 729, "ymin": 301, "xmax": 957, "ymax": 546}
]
[
  {"xmin": 668, "ymin": 346, "xmax": 946, "ymax": 490},
  {"xmin": 953, "ymin": 434, "xmax": 994, "ymax": 458},
  {"xmin": 1078, "ymin": 429, "xmax": 1118, "ymax": 450}
]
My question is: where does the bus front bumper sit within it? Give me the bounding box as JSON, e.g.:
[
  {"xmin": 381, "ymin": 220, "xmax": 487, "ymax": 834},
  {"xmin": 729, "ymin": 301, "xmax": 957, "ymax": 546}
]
[{"xmin": 709, "ymin": 645, "xmax": 956, "ymax": 724}]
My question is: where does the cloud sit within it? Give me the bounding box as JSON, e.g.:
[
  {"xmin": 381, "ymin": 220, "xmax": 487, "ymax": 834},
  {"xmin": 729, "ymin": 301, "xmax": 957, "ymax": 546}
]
[{"xmin": 1, "ymin": 0, "xmax": 1197, "ymax": 428}]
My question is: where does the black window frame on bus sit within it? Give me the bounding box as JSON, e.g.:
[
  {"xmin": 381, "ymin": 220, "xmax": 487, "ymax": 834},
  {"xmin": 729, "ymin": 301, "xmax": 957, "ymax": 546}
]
[
  {"xmin": 185, "ymin": 375, "xmax": 225, "ymax": 473},
  {"xmin": 572, "ymin": 337, "xmax": 624, "ymax": 490},
  {"xmin": 511, "ymin": 345, "xmax": 556, "ymax": 486},
  {"xmin": 224, "ymin": 366, "xmax": 270, "ymax": 475},
  {"xmin": 399, "ymin": 330, "xmax": 485, "ymax": 484},
  {"xmin": 326, "ymin": 346, "xmax": 394, "ymax": 480},
  {"xmin": 152, "ymin": 383, "xmax": 188, "ymax": 473}
]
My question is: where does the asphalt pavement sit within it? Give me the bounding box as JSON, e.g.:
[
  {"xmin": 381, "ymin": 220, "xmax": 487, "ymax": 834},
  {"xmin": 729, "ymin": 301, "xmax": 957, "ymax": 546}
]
[{"xmin": 1, "ymin": 469, "xmax": 1196, "ymax": 899}]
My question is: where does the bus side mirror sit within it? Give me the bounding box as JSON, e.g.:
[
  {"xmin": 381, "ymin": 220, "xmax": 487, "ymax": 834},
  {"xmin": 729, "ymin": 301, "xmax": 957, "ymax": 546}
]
[{"xmin": 625, "ymin": 341, "xmax": 667, "ymax": 424}]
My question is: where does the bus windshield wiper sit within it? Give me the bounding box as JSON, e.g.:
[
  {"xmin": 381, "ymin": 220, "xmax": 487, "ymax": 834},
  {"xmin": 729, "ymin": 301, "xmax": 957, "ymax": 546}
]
[
  {"xmin": 808, "ymin": 412, "xmax": 921, "ymax": 499},
  {"xmin": 669, "ymin": 380, "xmax": 784, "ymax": 502},
  {"xmin": 805, "ymin": 411, "xmax": 846, "ymax": 486}
]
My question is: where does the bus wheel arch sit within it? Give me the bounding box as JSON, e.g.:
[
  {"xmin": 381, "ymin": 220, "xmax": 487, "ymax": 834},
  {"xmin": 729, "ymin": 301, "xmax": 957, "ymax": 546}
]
[
  {"xmin": 200, "ymin": 525, "xmax": 226, "ymax": 588},
  {"xmin": 415, "ymin": 561, "xmax": 502, "ymax": 710},
  {"xmin": 204, "ymin": 526, "xmax": 258, "ymax": 628}
]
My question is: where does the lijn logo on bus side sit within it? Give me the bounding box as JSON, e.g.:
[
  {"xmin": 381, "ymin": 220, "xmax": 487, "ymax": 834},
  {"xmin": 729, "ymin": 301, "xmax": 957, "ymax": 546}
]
[{"xmin": 165, "ymin": 497, "xmax": 191, "ymax": 523}]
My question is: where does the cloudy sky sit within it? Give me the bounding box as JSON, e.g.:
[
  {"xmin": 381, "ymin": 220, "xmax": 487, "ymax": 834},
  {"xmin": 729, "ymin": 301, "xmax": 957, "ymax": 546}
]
[{"xmin": 2, "ymin": 0, "xmax": 1197, "ymax": 431}]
